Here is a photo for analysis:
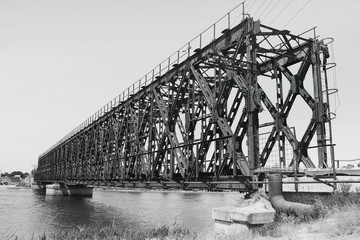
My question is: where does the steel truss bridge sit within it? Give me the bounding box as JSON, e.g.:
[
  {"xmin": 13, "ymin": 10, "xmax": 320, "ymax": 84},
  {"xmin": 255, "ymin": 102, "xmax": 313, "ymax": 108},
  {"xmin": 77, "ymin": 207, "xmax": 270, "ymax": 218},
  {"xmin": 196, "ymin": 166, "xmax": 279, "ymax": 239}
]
[{"xmin": 36, "ymin": 9, "xmax": 337, "ymax": 191}]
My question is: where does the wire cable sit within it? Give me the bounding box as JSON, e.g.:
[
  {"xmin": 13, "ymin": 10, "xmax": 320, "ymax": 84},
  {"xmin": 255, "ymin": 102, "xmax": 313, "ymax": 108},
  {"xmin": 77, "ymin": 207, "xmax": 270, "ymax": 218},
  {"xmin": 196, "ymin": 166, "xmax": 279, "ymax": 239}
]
[
  {"xmin": 281, "ymin": 0, "xmax": 312, "ymax": 29},
  {"xmin": 258, "ymin": 0, "xmax": 274, "ymax": 20},
  {"xmin": 253, "ymin": 0, "xmax": 267, "ymax": 18},
  {"xmin": 244, "ymin": 0, "xmax": 251, "ymax": 9},
  {"xmin": 247, "ymin": 0, "xmax": 258, "ymax": 13},
  {"xmin": 269, "ymin": 0, "xmax": 294, "ymax": 25},
  {"xmin": 262, "ymin": 0, "xmax": 281, "ymax": 22}
]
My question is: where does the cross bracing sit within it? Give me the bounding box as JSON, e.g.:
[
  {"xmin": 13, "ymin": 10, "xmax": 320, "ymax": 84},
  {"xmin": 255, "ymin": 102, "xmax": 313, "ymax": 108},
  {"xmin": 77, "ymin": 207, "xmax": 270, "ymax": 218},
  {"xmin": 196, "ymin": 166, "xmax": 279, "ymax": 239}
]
[{"xmin": 36, "ymin": 16, "xmax": 336, "ymax": 190}]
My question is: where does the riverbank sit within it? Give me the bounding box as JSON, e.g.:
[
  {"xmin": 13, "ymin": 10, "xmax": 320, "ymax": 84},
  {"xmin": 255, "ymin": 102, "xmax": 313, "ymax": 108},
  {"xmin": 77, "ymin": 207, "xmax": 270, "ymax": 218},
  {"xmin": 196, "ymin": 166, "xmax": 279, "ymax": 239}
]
[
  {"xmin": 24, "ymin": 205, "xmax": 360, "ymax": 240},
  {"xmin": 14, "ymin": 190, "xmax": 360, "ymax": 240}
]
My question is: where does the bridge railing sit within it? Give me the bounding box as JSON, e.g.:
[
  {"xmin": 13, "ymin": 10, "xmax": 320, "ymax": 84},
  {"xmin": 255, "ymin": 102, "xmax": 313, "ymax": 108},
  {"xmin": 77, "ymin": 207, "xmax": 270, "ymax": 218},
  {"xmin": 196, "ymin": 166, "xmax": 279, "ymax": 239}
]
[{"xmin": 40, "ymin": 2, "xmax": 246, "ymax": 158}]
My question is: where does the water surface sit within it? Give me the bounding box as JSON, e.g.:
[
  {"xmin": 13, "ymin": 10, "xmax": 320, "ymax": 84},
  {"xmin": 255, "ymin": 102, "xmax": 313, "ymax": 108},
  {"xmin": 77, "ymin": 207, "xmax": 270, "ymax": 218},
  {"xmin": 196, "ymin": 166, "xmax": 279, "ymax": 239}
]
[{"xmin": 0, "ymin": 187, "xmax": 241, "ymax": 238}]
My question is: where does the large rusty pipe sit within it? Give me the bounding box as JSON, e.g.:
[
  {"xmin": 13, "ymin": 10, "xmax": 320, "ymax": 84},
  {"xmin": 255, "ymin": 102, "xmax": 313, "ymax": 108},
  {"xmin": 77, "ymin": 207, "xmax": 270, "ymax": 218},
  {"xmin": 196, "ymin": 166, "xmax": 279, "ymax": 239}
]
[{"xmin": 268, "ymin": 174, "xmax": 312, "ymax": 213}]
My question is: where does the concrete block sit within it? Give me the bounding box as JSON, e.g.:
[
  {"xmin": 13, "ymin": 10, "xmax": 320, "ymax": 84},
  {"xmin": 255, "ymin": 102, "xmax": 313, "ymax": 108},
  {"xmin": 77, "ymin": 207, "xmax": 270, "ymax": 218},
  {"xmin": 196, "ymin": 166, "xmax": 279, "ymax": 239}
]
[{"xmin": 212, "ymin": 194, "xmax": 275, "ymax": 225}]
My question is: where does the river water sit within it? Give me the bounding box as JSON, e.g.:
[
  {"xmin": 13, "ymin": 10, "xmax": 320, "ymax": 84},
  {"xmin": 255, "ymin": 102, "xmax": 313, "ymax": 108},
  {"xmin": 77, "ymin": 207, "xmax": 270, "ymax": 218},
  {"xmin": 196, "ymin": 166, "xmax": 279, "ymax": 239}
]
[{"xmin": 0, "ymin": 186, "xmax": 241, "ymax": 238}]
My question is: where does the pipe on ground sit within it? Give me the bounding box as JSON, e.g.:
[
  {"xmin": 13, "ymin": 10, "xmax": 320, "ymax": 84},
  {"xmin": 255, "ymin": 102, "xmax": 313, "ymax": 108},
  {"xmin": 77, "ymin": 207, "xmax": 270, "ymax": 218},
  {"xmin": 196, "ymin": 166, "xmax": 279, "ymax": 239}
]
[{"xmin": 267, "ymin": 174, "xmax": 312, "ymax": 214}]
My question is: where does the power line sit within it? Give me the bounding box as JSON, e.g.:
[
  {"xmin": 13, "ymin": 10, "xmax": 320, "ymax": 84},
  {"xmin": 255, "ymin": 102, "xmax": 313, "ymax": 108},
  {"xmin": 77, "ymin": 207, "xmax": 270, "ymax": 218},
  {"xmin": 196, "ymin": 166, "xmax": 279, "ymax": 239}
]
[
  {"xmin": 258, "ymin": 0, "xmax": 274, "ymax": 20},
  {"xmin": 262, "ymin": 0, "xmax": 281, "ymax": 22},
  {"xmin": 253, "ymin": 0, "xmax": 267, "ymax": 18},
  {"xmin": 269, "ymin": 0, "xmax": 294, "ymax": 25},
  {"xmin": 282, "ymin": 0, "xmax": 312, "ymax": 29},
  {"xmin": 244, "ymin": 0, "xmax": 251, "ymax": 9},
  {"xmin": 247, "ymin": 0, "xmax": 258, "ymax": 13}
]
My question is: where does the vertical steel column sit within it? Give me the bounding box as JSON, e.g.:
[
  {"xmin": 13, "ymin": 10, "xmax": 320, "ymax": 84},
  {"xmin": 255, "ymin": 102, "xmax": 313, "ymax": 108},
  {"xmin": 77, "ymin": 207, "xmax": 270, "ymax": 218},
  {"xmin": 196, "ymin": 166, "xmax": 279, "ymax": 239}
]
[
  {"xmin": 185, "ymin": 78, "xmax": 192, "ymax": 179},
  {"xmin": 312, "ymin": 41, "xmax": 328, "ymax": 168},
  {"xmin": 246, "ymin": 19, "xmax": 260, "ymax": 173},
  {"xmin": 275, "ymin": 68, "xmax": 286, "ymax": 167},
  {"xmin": 148, "ymin": 97, "xmax": 154, "ymax": 179},
  {"xmin": 201, "ymin": 98, "xmax": 207, "ymax": 172}
]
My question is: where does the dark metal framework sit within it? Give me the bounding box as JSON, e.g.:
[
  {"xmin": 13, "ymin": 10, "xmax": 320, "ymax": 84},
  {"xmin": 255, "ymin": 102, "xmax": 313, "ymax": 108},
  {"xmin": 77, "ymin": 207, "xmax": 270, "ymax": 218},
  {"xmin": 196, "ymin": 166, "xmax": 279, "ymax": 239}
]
[{"xmin": 36, "ymin": 17, "xmax": 336, "ymax": 191}]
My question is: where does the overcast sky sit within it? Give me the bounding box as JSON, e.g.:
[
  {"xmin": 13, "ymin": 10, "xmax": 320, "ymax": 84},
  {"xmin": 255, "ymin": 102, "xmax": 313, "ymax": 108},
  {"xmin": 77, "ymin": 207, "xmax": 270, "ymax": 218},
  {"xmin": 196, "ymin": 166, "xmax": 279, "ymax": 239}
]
[{"xmin": 0, "ymin": 0, "xmax": 359, "ymax": 173}]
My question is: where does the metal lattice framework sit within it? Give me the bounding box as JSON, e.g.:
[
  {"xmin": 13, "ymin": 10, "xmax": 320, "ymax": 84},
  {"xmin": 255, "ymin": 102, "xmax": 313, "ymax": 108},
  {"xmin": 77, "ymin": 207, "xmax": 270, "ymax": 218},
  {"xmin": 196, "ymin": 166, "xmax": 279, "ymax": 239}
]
[{"xmin": 36, "ymin": 16, "xmax": 336, "ymax": 191}]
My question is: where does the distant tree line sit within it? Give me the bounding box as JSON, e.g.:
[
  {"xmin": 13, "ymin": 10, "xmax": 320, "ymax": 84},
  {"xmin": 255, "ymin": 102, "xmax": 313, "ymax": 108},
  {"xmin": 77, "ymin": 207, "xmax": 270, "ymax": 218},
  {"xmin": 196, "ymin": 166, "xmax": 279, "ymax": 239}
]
[{"xmin": 1, "ymin": 171, "xmax": 30, "ymax": 179}]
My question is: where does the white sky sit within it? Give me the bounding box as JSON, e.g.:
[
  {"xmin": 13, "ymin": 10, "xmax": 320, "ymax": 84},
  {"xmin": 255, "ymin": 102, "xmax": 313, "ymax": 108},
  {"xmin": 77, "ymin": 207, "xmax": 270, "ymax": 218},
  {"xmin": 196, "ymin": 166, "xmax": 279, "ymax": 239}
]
[{"xmin": 0, "ymin": 0, "xmax": 359, "ymax": 173}]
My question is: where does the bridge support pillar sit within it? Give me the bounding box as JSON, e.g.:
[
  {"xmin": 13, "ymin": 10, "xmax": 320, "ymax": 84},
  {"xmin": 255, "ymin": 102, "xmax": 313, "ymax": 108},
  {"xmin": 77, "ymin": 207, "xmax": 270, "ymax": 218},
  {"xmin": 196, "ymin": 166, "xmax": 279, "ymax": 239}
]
[
  {"xmin": 45, "ymin": 183, "xmax": 63, "ymax": 196},
  {"xmin": 45, "ymin": 183, "xmax": 93, "ymax": 197},
  {"xmin": 65, "ymin": 184, "xmax": 93, "ymax": 197}
]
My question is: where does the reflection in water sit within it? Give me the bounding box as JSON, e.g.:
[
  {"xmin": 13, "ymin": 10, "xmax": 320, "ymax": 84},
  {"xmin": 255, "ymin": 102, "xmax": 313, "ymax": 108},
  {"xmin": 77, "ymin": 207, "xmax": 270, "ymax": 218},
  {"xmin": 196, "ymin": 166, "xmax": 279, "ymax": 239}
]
[{"xmin": 0, "ymin": 187, "xmax": 240, "ymax": 238}]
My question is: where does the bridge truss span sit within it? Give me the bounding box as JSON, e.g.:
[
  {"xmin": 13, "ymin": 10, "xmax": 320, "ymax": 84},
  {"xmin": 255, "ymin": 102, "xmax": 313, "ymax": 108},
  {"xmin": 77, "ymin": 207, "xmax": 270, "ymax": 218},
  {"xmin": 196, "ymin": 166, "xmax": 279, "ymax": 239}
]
[{"xmin": 36, "ymin": 17, "xmax": 337, "ymax": 191}]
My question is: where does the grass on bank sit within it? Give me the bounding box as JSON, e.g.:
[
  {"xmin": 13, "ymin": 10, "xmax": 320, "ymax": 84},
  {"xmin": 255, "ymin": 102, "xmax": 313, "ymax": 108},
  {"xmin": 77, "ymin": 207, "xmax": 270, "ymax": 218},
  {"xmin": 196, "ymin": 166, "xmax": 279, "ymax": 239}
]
[{"xmin": 253, "ymin": 183, "xmax": 360, "ymax": 239}]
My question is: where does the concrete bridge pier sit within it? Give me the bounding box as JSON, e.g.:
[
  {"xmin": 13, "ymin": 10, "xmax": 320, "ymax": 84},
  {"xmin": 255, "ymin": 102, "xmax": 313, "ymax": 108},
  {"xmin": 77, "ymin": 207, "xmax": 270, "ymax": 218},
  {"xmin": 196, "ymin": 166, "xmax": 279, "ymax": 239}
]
[
  {"xmin": 65, "ymin": 184, "xmax": 93, "ymax": 197},
  {"xmin": 45, "ymin": 183, "xmax": 93, "ymax": 197}
]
